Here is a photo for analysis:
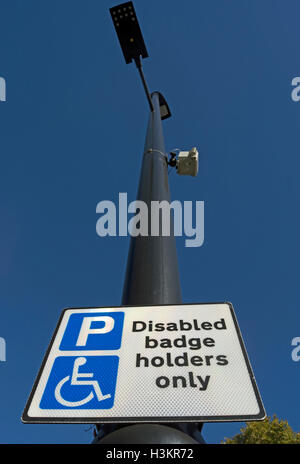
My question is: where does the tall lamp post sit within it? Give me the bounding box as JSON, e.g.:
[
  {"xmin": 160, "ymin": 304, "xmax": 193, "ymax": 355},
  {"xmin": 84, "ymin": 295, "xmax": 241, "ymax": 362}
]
[{"xmin": 93, "ymin": 1, "xmax": 204, "ymax": 444}]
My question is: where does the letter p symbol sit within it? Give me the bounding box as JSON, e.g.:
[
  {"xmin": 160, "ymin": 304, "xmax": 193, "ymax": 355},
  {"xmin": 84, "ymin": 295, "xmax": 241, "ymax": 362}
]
[{"xmin": 76, "ymin": 316, "xmax": 115, "ymax": 347}]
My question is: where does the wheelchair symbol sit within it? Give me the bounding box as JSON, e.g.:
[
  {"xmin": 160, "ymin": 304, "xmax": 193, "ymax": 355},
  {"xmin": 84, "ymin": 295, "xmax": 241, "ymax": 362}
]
[{"xmin": 54, "ymin": 357, "xmax": 111, "ymax": 407}]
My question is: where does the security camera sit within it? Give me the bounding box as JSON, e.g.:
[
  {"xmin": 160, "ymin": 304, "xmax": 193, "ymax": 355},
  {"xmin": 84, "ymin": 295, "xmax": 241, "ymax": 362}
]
[{"xmin": 177, "ymin": 147, "xmax": 198, "ymax": 177}]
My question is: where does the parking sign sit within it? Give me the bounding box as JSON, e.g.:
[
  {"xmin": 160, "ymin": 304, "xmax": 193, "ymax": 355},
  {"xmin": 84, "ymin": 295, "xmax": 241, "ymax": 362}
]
[{"xmin": 22, "ymin": 303, "xmax": 265, "ymax": 423}]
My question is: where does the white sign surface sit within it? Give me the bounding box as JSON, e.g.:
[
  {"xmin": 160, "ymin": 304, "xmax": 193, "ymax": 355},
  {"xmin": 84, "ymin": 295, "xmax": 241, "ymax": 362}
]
[{"xmin": 22, "ymin": 302, "xmax": 265, "ymax": 423}]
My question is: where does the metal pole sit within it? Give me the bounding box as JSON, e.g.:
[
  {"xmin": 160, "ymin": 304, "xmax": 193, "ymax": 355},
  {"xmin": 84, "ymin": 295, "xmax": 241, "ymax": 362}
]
[
  {"xmin": 94, "ymin": 92, "xmax": 204, "ymax": 444},
  {"xmin": 134, "ymin": 58, "xmax": 155, "ymax": 113},
  {"xmin": 122, "ymin": 91, "xmax": 181, "ymax": 305}
]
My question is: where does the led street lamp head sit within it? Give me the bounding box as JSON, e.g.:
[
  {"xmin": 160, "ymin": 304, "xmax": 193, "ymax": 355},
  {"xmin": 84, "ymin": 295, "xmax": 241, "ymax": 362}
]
[{"xmin": 110, "ymin": 2, "xmax": 149, "ymax": 64}]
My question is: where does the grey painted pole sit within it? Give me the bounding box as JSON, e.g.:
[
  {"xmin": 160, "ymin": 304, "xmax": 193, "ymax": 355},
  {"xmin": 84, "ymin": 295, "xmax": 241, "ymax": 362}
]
[
  {"xmin": 94, "ymin": 92, "xmax": 204, "ymax": 444},
  {"xmin": 122, "ymin": 91, "xmax": 181, "ymax": 306}
]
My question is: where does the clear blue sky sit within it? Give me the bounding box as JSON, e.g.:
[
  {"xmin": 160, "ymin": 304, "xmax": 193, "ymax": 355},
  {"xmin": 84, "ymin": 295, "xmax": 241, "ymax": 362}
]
[{"xmin": 0, "ymin": 0, "xmax": 299, "ymax": 444}]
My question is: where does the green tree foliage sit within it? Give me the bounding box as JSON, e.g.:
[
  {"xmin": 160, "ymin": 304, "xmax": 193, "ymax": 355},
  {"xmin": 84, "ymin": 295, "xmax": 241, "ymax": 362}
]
[{"xmin": 223, "ymin": 415, "xmax": 300, "ymax": 444}]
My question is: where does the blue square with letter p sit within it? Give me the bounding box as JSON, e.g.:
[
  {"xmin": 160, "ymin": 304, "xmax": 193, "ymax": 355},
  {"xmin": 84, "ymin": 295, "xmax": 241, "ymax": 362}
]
[{"xmin": 60, "ymin": 312, "xmax": 124, "ymax": 351}]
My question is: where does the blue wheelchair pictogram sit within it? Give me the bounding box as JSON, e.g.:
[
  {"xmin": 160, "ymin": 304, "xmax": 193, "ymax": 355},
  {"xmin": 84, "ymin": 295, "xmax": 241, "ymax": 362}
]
[
  {"xmin": 55, "ymin": 357, "xmax": 112, "ymax": 407},
  {"xmin": 40, "ymin": 355, "xmax": 119, "ymax": 409}
]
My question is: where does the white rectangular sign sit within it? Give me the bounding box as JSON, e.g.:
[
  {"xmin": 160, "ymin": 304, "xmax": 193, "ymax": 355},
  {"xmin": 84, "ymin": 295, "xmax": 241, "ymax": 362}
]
[{"xmin": 22, "ymin": 302, "xmax": 265, "ymax": 423}]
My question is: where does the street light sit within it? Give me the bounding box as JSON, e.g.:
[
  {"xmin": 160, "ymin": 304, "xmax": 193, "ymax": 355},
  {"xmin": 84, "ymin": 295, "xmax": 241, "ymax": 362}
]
[
  {"xmin": 110, "ymin": 2, "xmax": 172, "ymax": 118},
  {"xmin": 93, "ymin": 1, "xmax": 204, "ymax": 445},
  {"xmin": 109, "ymin": 2, "xmax": 149, "ymax": 64},
  {"xmin": 110, "ymin": 1, "xmax": 156, "ymax": 113}
]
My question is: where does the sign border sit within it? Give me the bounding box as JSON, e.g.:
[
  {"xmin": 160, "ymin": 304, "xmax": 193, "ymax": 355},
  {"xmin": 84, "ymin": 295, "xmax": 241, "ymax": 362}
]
[{"xmin": 22, "ymin": 302, "xmax": 266, "ymax": 424}]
